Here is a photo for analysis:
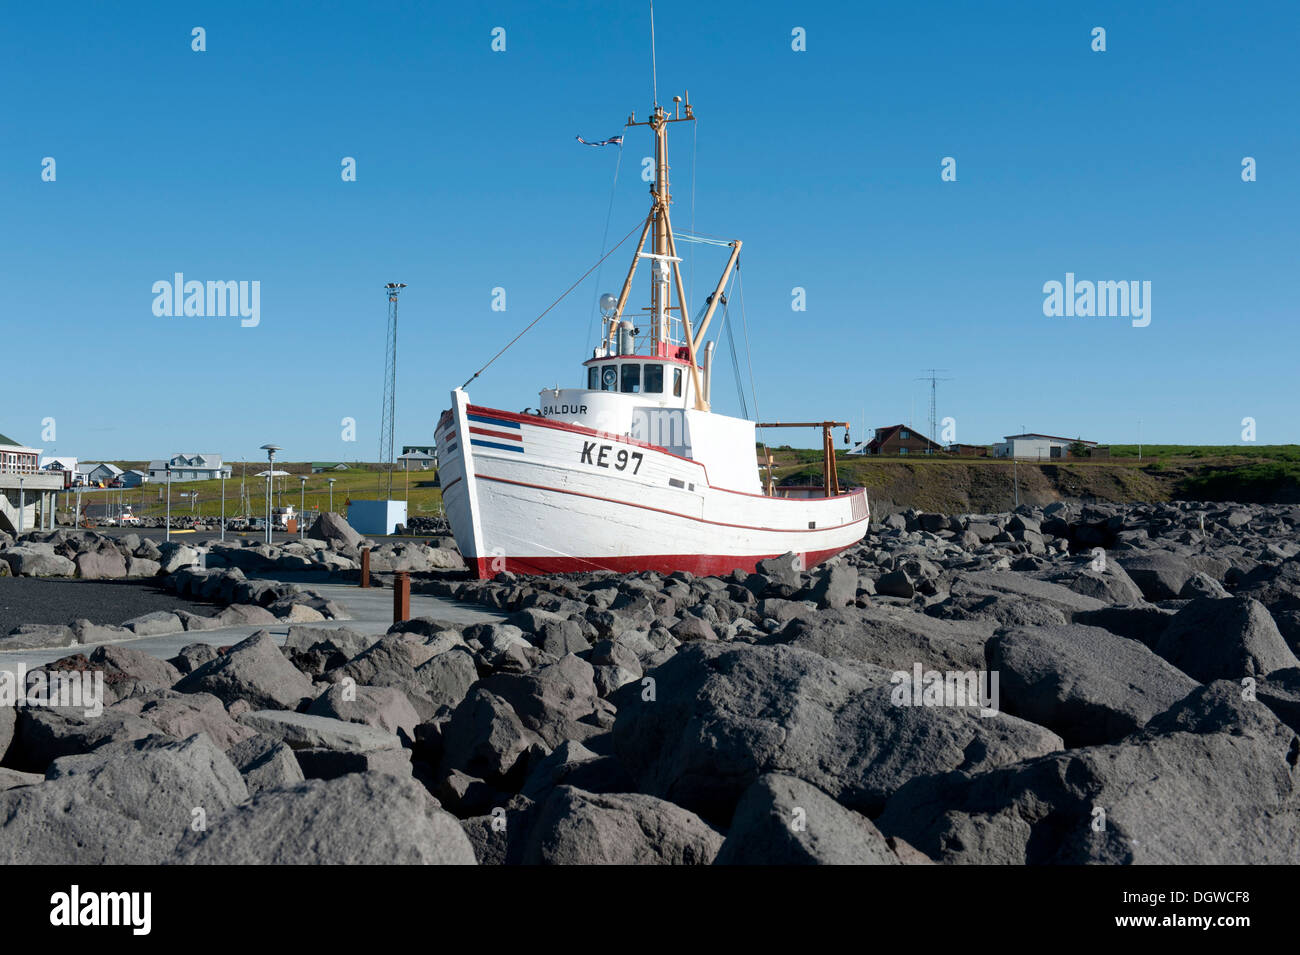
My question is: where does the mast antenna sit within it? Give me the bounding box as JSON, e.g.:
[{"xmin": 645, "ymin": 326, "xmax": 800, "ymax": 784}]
[
  {"xmin": 915, "ymin": 369, "xmax": 953, "ymax": 454},
  {"xmin": 649, "ymin": 1, "xmax": 658, "ymax": 106}
]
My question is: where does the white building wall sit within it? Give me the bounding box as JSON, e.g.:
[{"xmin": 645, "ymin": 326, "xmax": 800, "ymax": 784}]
[{"xmin": 996, "ymin": 437, "xmax": 1069, "ymax": 459}]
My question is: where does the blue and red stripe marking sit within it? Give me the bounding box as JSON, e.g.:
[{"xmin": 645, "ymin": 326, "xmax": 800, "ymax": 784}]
[{"xmin": 467, "ymin": 413, "xmax": 525, "ymax": 454}]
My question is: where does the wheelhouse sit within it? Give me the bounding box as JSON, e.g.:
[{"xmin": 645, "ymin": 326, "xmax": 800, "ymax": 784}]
[{"xmin": 583, "ymin": 357, "xmax": 685, "ymax": 398}]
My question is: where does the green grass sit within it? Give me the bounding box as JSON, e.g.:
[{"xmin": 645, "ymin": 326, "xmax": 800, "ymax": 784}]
[
  {"xmin": 87, "ymin": 463, "xmax": 443, "ymax": 520},
  {"xmin": 1103, "ymin": 444, "xmax": 1300, "ymax": 462}
]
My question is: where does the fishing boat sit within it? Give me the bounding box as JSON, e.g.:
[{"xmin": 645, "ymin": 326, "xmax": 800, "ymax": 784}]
[{"xmin": 436, "ymin": 90, "xmax": 869, "ymax": 578}]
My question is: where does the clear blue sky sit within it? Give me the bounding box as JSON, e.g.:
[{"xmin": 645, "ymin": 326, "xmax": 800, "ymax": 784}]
[{"xmin": 3, "ymin": 0, "xmax": 1297, "ymax": 462}]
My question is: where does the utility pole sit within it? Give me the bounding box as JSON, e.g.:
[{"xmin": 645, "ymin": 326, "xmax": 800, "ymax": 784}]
[
  {"xmin": 379, "ymin": 283, "xmax": 407, "ymax": 499},
  {"xmin": 915, "ymin": 369, "xmax": 952, "ymax": 453}
]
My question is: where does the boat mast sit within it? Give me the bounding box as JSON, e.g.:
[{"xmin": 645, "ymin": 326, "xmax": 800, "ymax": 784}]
[{"xmin": 616, "ymin": 93, "xmax": 710, "ymax": 409}]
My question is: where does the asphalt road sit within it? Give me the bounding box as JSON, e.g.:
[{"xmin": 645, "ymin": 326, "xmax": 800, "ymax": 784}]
[
  {"xmin": 0, "ymin": 577, "xmax": 219, "ymax": 633},
  {"xmin": 0, "ymin": 581, "xmax": 504, "ymax": 674}
]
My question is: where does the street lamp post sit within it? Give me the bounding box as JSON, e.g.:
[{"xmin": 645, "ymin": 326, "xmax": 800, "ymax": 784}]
[
  {"xmin": 165, "ymin": 464, "xmax": 172, "ymax": 542},
  {"xmin": 260, "ymin": 444, "xmax": 280, "ymax": 545},
  {"xmin": 220, "ymin": 470, "xmax": 226, "ymax": 542},
  {"xmin": 327, "ymin": 478, "xmax": 336, "ymax": 514},
  {"xmin": 17, "ymin": 477, "xmax": 24, "ymax": 535},
  {"xmin": 299, "ymin": 476, "xmax": 307, "ymax": 539}
]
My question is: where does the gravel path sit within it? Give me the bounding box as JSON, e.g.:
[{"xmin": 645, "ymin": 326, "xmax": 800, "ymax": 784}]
[{"xmin": 0, "ymin": 577, "xmax": 218, "ymax": 632}]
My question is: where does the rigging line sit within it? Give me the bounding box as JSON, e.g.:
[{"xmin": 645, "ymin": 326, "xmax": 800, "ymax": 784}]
[
  {"xmin": 675, "ymin": 233, "xmax": 733, "ymax": 247},
  {"xmin": 584, "ymin": 141, "xmax": 625, "ymax": 351},
  {"xmin": 724, "ymin": 314, "xmax": 746, "ymax": 419},
  {"xmin": 717, "ymin": 274, "xmax": 747, "ymax": 420},
  {"xmin": 460, "ymin": 216, "xmax": 649, "ymax": 391},
  {"xmin": 675, "ymin": 227, "xmax": 734, "ymax": 242},
  {"xmin": 736, "ymin": 266, "xmax": 770, "ymax": 464}
]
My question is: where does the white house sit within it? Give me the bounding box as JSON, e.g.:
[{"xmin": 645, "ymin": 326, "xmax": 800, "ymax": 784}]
[
  {"xmin": 40, "ymin": 455, "xmax": 77, "ymax": 475},
  {"xmin": 148, "ymin": 453, "xmax": 232, "ymax": 481},
  {"xmin": 993, "ymin": 433, "xmax": 1097, "ymax": 460}
]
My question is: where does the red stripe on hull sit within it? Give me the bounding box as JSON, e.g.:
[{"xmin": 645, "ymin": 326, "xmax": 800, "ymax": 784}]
[
  {"xmin": 471, "ymin": 543, "xmax": 856, "ymax": 579},
  {"xmin": 469, "ymin": 426, "xmax": 522, "ymax": 441}
]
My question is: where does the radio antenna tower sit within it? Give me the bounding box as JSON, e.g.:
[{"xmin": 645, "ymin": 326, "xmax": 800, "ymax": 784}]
[
  {"xmin": 379, "ymin": 283, "xmax": 406, "ymax": 497},
  {"xmin": 915, "ymin": 369, "xmax": 952, "ymax": 454}
]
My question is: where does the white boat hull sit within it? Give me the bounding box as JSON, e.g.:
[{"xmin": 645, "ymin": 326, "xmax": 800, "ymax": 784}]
[{"xmin": 436, "ymin": 390, "xmax": 869, "ymax": 578}]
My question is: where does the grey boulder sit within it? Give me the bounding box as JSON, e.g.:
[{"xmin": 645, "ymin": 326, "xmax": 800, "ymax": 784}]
[
  {"xmin": 987, "ymin": 624, "xmax": 1200, "ymax": 746},
  {"xmin": 521, "ymin": 786, "xmax": 723, "ymax": 865},
  {"xmin": 611, "ymin": 642, "xmax": 1061, "ymax": 823},
  {"xmin": 715, "ymin": 774, "xmax": 901, "ymax": 865},
  {"xmin": 1154, "ymin": 597, "xmax": 1299, "ymax": 682},
  {"xmin": 876, "ymin": 681, "xmax": 1300, "ymax": 864},
  {"xmin": 175, "ymin": 630, "xmax": 314, "ymax": 710},
  {"xmin": 173, "ymin": 772, "xmax": 475, "ymax": 864},
  {"xmin": 0, "ymin": 733, "xmax": 247, "ymax": 864}
]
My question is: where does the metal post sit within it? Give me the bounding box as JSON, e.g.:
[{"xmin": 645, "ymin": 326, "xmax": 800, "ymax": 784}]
[
  {"xmin": 360, "ymin": 547, "xmax": 371, "ymax": 588},
  {"xmin": 165, "ymin": 466, "xmax": 172, "ymax": 542},
  {"xmin": 220, "ymin": 472, "xmax": 226, "ymax": 541},
  {"xmin": 300, "ymin": 477, "xmax": 306, "ymax": 539},
  {"xmin": 328, "ymin": 478, "xmax": 335, "ymax": 514},
  {"xmin": 17, "ymin": 477, "xmax": 24, "ymax": 535},
  {"xmin": 393, "ymin": 571, "xmax": 410, "ymax": 623}
]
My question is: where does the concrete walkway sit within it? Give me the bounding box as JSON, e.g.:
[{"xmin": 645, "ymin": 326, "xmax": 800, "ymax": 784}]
[{"xmin": 0, "ymin": 580, "xmax": 503, "ymax": 676}]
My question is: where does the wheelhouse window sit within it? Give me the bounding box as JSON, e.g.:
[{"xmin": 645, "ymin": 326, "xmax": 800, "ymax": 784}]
[
  {"xmin": 587, "ymin": 366, "xmax": 599, "ymax": 389},
  {"xmin": 644, "ymin": 363, "xmax": 664, "ymax": 394},
  {"xmin": 596, "ymin": 364, "xmax": 618, "ymax": 391},
  {"xmin": 621, "ymin": 363, "xmax": 641, "ymax": 393},
  {"xmin": 673, "ymin": 368, "xmax": 683, "ymax": 397}
]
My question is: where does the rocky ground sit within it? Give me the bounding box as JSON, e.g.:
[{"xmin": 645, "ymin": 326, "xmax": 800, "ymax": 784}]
[{"xmin": 1, "ymin": 499, "xmax": 1298, "ymax": 864}]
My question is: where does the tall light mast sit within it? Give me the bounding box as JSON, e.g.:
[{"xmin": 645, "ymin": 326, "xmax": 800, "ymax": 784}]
[{"xmin": 379, "ymin": 282, "xmax": 406, "ymax": 498}]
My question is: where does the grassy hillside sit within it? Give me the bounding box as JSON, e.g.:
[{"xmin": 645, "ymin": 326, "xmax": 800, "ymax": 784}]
[
  {"xmin": 76, "ymin": 445, "xmax": 1300, "ymax": 522},
  {"xmin": 766, "ymin": 444, "xmax": 1300, "ymax": 513}
]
